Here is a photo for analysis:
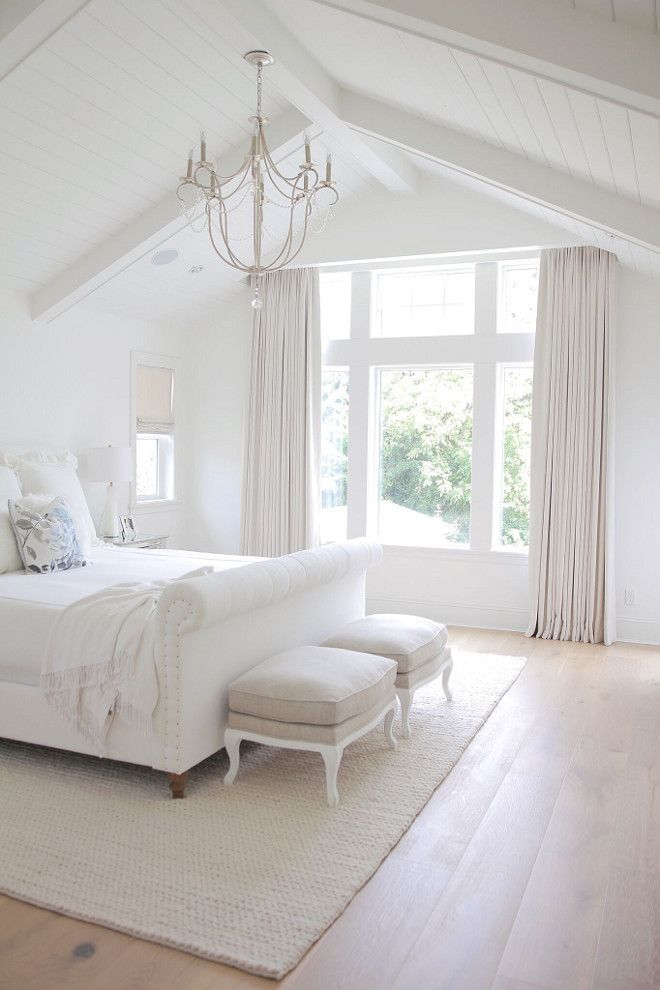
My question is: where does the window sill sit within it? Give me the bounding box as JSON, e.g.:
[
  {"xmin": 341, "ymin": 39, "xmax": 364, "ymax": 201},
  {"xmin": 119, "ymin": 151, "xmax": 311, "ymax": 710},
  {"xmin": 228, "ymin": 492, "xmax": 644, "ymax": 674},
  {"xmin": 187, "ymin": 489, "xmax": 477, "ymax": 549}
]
[
  {"xmin": 380, "ymin": 544, "xmax": 529, "ymax": 565},
  {"xmin": 132, "ymin": 499, "xmax": 182, "ymax": 514}
]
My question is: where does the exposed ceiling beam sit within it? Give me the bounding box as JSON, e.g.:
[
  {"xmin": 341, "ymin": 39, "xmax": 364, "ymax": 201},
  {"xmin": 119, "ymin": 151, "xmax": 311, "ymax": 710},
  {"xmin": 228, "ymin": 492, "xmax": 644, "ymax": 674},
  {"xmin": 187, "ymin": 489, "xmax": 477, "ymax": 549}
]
[
  {"xmin": 31, "ymin": 107, "xmax": 310, "ymax": 323},
  {"xmin": 341, "ymin": 90, "xmax": 660, "ymax": 253},
  {"xmin": 200, "ymin": 0, "xmax": 416, "ymax": 194},
  {"xmin": 317, "ymin": 0, "xmax": 660, "ymax": 117},
  {"xmin": 0, "ymin": 0, "xmax": 90, "ymax": 81}
]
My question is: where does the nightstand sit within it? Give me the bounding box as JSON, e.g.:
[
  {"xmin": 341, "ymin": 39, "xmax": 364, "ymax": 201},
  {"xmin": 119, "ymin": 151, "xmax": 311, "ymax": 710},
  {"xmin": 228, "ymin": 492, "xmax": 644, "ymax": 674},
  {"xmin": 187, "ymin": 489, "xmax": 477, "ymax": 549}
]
[{"xmin": 103, "ymin": 535, "xmax": 169, "ymax": 550}]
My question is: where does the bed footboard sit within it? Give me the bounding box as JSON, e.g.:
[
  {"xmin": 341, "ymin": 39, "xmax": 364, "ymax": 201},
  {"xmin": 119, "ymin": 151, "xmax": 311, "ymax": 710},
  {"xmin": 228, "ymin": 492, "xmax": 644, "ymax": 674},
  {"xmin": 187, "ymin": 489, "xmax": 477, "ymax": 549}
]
[{"xmin": 152, "ymin": 540, "xmax": 383, "ymax": 776}]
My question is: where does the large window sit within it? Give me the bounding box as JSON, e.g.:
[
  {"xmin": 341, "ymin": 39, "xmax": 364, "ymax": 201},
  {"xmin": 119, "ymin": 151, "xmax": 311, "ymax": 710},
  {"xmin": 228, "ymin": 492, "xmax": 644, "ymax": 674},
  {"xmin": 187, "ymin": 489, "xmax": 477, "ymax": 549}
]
[
  {"xmin": 320, "ymin": 257, "xmax": 537, "ymax": 552},
  {"xmin": 133, "ymin": 358, "xmax": 176, "ymax": 503},
  {"xmin": 378, "ymin": 368, "xmax": 473, "ymax": 547}
]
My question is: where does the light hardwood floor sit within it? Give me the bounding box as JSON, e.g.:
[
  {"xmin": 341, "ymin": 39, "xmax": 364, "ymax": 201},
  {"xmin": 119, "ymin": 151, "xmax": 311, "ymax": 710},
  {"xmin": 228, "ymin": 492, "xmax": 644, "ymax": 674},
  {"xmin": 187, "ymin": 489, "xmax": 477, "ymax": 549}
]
[{"xmin": 1, "ymin": 628, "xmax": 658, "ymax": 990}]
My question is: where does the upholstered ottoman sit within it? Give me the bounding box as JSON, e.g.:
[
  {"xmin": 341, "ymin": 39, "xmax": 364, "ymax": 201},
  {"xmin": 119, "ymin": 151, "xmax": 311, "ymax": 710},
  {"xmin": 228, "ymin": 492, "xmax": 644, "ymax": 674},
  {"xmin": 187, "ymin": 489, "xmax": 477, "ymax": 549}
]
[
  {"xmin": 323, "ymin": 614, "xmax": 452, "ymax": 738},
  {"xmin": 224, "ymin": 646, "xmax": 398, "ymax": 806}
]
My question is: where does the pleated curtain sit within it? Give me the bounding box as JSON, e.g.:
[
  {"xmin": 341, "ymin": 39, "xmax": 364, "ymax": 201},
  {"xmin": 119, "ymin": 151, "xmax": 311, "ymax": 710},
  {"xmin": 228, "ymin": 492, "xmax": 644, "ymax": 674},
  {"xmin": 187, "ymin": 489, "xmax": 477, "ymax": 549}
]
[
  {"xmin": 527, "ymin": 246, "xmax": 616, "ymax": 645},
  {"xmin": 241, "ymin": 267, "xmax": 321, "ymax": 557}
]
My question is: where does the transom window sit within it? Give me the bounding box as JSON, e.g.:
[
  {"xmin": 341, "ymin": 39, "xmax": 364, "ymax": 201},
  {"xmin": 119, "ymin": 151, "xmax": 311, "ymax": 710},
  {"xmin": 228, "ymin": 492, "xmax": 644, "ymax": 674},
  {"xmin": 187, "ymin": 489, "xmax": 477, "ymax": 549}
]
[{"xmin": 319, "ymin": 257, "xmax": 538, "ymax": 551}]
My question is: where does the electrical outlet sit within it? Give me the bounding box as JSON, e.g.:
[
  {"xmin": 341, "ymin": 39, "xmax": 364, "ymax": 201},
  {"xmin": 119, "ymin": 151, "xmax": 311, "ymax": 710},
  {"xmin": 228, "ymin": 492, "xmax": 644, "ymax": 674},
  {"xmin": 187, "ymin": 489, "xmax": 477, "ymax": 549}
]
[{"xmin": 624, "ymin": 587, "xmax": 636, "ymax": 607}]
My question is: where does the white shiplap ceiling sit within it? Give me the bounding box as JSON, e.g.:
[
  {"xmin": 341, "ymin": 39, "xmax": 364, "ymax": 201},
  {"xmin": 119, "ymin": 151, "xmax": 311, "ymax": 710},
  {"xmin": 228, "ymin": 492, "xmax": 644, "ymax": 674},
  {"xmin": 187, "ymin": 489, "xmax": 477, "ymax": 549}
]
[
  {"xmin": 0, "ymin": 0, "xmax": 287, "ymax": 292},
  {"xmin": 553, "ymin": 0, "xmax": 659, "ymax": 33},
  {"xmin": 1, "ymin": 0, "xmax": 660, "ymax": 322},
  {"xmin": 269, "ymin": 0, "xmax": 660, "ymax": 210}
]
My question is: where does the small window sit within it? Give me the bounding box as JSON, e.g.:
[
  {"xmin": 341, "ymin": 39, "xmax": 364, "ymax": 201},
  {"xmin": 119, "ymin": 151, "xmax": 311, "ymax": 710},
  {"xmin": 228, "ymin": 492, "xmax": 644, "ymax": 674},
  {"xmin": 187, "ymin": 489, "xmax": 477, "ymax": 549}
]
[
  {"xmin": 499, "ymin": 261, "xmax": 539, "ymax": 333},
  {"xmin": 377, "ymin": 367, "xmax": 473, "ymax": 547},
  {"xmin": 320, "ymin": 370, "xmax": 349, "ymax": 543},
  {"xmin": 497, "ymin": 365, "xmax": 533, "ymax": 548},
  {"xmin": 135, "ymin": 364, "xmax": 175, "ymax": 502},
  {"xmin": 374, "ymin": 267, "xmax": 475, "ymax": 337},
  {"xmin": 320, "ymin": 272, "xmax": 351, "ymax": 342}
]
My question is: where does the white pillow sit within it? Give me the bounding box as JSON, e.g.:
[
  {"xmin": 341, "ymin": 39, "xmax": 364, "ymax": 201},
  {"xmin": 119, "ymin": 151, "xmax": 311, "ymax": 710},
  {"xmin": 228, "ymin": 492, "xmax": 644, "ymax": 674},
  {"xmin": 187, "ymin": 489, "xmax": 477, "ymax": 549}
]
[
  {"xmin": 0, "ymin": 466, "xmax": 22, "ymax": 573},
  {"xmin": 0, "ymin": 446, "xmax": 77, "ymax": 469},
  {"xmin": 15, "ymin": 461, "xmax": 97, "ymax": 558}
]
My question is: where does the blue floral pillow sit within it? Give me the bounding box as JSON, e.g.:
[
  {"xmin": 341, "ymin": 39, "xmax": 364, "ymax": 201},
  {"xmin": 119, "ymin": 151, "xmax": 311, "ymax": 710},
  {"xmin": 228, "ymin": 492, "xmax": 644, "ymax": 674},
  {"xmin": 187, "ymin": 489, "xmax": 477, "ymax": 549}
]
[{"xmin": 8, "ymin": 496, "xmax": 88, "ymax": 573}]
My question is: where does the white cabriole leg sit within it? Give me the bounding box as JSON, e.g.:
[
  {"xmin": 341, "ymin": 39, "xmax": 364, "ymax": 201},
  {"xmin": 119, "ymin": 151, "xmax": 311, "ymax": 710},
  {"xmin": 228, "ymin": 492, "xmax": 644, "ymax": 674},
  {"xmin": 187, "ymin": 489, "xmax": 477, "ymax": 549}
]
[
  {"xmin": 397, "ymin": 689, "xmax": 413, "ymax": 739},
  {"xmin": 321, "ymin": 746, "xmax": 342, "ymax": 807},
  {"xmin": 384, "ymin": 705, "xmax": 397, "ymax": 749},
  {"xmin": 442, "ymin": 659, "xmax": 454, "ymax": 702},
  {"xmin": 224, "ymin": 729, "xmax": 242, "ymax": 785}
]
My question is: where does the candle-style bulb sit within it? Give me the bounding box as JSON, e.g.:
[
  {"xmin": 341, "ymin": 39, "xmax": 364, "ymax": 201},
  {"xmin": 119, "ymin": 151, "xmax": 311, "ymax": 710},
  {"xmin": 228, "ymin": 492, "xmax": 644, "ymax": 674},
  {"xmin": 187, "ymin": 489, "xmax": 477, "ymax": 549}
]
[
  {"xmin": 200, "ymin": 130, "xmax": 207, "ymax": 162},
  {"xmin": 304, "ymin": 131, "xmax": 311, "ymax": 164},
  {"xmin": 326, "ymin": 152, "xmax": 332, "ymax": 183},
  {"xmin": 186, "ymin": 148, "xmax": 193, "ymax": 179}
]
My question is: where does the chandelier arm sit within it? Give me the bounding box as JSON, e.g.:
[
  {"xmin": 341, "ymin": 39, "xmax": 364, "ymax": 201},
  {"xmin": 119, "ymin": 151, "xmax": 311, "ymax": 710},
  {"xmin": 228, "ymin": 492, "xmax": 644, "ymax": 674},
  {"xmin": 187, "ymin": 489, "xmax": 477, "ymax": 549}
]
[
  {"xmin": 261, "ymin": 137, "xmax": 318, "ymax": 187},
  {"xmin": 262, "ymin": 159, "xmax": 320, "ymax": 206},
  {"xmin": 206, "ymin": 208, "xmax": 252, "ymax": 272},
  {"xmin": 212, "ymin": 200, "xmax": 255, "ymax": 271}
]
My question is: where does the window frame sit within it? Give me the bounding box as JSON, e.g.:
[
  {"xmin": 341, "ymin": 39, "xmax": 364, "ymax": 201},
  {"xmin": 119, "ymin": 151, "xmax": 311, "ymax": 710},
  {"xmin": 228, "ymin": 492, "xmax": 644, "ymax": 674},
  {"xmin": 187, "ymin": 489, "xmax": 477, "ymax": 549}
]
[
  {"xmin": 320, "ymin": 251, "xmax": 537, "ymax": 561},
  {"xmin": 130, "ymin": 350, "xmax": 181, "ymax": 511}
]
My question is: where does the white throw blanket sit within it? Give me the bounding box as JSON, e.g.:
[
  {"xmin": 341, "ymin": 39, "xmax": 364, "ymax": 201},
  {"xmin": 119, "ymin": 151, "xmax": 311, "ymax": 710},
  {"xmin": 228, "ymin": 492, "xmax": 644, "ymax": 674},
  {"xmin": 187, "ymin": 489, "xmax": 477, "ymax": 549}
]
[{"xmin": 41, "ymin": 568, "xmax": 211, "ymax": 753}]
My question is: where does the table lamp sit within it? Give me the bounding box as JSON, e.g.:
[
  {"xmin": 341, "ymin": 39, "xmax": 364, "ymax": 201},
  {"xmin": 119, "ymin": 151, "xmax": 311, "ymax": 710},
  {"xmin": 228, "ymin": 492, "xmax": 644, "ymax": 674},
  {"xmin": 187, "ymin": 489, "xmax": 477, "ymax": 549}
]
[{"xmin": 87, "ymin": 445, "xmax": 133, "ymax": 538}]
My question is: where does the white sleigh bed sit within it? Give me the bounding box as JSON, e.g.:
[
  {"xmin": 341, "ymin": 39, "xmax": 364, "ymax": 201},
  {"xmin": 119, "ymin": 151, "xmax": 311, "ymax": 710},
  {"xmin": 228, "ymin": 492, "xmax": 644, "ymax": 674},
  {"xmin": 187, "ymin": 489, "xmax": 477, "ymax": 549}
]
[{"xmin": 0, "ymin": 539, "xmax": 382, "ymax": 797}]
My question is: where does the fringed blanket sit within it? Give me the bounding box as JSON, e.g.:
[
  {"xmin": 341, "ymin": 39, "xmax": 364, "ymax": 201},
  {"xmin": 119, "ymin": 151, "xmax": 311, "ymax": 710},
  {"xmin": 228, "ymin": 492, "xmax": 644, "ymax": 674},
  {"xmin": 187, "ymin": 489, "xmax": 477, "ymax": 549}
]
[{"xmin": 41, "ymin": 567, "xmax": 211, "ymax": 753}]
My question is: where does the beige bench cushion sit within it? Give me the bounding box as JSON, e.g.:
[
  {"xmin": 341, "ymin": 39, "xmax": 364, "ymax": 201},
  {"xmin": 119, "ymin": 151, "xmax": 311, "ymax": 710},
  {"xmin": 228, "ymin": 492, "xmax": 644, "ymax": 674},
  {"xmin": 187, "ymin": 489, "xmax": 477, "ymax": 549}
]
[
  {"xmin": 228, "ymin": 646, "xmax": 397, "ymax": 726},
  {"xmin": 395, "ymin": 645, "xmax": 452, "ymax": 690},
  {"xmin": 323, "ymin": 614, "xmax": 448, "ymax": 673},
  {"xmin": 228, "ymin": 693, "xmax": 395, "ymax": 746}
]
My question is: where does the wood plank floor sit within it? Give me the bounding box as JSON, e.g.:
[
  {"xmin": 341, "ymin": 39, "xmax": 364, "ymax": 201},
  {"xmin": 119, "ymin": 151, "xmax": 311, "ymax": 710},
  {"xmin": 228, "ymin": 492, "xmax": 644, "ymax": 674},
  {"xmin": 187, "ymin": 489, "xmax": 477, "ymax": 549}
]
[{"xmin": 1, "ymin": 628, "xmax": 659, "ymax": 990}]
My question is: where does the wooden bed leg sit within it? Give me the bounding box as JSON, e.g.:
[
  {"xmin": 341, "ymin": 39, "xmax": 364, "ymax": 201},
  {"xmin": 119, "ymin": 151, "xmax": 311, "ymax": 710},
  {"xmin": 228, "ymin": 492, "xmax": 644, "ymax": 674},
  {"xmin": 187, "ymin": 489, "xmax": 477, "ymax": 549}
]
[{"xmin": 167, "ymin": 772, "xmax": 187, "ymax": 799}]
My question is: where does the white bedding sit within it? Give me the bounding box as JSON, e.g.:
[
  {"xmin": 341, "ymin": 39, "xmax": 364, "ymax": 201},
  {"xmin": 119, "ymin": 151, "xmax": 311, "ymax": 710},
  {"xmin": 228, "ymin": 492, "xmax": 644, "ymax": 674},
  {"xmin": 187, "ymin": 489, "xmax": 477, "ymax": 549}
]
[{"xmin": 0, "ymin": 546, "xmax": 256, "ymax": 687}]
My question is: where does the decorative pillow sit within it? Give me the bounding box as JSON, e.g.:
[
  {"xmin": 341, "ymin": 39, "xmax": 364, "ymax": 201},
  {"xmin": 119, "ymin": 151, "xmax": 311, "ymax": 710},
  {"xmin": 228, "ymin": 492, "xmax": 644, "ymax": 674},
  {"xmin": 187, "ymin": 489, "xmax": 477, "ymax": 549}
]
[
  {"xmin": 0, "ymin": 466, "xmax": 22, "ymax": 574},
  {"xmin": 8, "ymin": 495, "xmax": 88, "ymax": 574},
  {"xmin": 14, "ymin": 461, "xmax": 97, "ymax": 557}
]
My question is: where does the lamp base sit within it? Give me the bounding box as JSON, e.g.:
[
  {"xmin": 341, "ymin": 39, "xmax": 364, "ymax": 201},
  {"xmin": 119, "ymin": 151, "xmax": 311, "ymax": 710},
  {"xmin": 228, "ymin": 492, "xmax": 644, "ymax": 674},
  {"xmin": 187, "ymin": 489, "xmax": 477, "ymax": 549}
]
[{"xmin": 100, "ymin": 484, "xmax": 121, "ymax": 539}]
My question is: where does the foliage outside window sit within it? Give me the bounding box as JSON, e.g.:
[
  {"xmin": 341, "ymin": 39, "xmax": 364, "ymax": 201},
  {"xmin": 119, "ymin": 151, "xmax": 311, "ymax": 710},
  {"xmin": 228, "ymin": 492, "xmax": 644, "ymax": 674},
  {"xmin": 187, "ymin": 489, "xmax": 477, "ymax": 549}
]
[
  {"xmin": 320, "ymin": 371, "xmax": 349, "ymax": 543},
  {"xmin": 499, "ymin": 366, "xmax": 533, "ymax": 547},
  {"xmin": 379, "ymin": 369, "xmax": 473, "ymax": 547}
]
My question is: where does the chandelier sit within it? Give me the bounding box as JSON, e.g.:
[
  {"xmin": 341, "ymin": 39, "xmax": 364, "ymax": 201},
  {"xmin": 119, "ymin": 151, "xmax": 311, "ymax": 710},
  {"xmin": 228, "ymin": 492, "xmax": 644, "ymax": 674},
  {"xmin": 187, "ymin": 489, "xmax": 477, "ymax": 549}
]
[{"xmin": 176, "ymin": 50, "xmax": 339, "ymax": 309}]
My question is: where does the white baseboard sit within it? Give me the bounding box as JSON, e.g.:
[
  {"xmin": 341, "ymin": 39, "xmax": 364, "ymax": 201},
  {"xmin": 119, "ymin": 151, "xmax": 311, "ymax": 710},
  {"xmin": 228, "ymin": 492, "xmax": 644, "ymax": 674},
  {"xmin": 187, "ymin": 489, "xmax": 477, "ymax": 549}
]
[
  {"xmin": 614, "ymin": 616, "xmax": 660, "ymax": 646},
  {"xmin": 368, "ymin": 597, "xmax": 660, "ymax": 645},
  {"xmin": 366, "ymin": 596, "xmax": 529, "ymax": 633}
]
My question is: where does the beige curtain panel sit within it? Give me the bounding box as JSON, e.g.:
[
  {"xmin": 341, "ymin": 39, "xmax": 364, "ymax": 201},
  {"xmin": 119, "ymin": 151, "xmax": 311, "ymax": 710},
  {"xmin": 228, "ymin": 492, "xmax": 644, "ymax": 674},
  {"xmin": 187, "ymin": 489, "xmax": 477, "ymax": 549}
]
[
  {"xmin": 136, "ymin": 365, "xmax": 174, "ymax": 434},
  {"xmin": 241, "ymin": 267, "xmax": 321, "ymax": 557},
  {"xmin": 527, "ymin": 246, "xmax": 615, "ymax": 645}
]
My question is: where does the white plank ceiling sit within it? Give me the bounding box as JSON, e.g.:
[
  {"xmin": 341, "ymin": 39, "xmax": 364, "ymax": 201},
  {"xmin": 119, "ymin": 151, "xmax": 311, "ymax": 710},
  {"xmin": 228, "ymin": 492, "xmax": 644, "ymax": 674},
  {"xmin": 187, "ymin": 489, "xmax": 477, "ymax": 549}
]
[
  {"xmin": 269, "ymin": 0, "xmax": 660, "ymax": 208},
  {"xmin": 0, "ymin": 0, "xmax": 288, "ymax": 292},
  {"xmin": 552, "ymin": 0, "xmax": 659, "ymax": 33},
  {"xmin": 1, "ymin": 0, "xmax": 659, "ymax": 320}
]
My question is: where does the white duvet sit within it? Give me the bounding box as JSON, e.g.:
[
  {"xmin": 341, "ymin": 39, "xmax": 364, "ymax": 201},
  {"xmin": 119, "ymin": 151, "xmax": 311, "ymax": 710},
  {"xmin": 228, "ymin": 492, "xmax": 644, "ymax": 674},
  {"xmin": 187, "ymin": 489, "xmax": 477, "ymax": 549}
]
[{"xmin": 0, "ymin": 546, "xmax": 255, "ymax": 687}]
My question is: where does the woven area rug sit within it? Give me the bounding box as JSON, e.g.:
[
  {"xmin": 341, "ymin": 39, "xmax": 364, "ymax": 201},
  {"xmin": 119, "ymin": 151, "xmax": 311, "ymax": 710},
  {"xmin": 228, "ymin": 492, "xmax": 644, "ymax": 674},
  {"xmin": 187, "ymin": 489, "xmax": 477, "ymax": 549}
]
[{"xmin": 0, "ymin": 650, "xmax": 525, "ymax": 979}]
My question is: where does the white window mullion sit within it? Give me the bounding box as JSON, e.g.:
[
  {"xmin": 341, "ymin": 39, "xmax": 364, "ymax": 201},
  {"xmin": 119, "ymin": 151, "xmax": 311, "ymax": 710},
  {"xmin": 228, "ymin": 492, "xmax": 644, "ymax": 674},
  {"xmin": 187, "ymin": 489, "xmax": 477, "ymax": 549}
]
[{"xmin": 469, "ymin": 262, "xmax": 499, "ymax": 550}]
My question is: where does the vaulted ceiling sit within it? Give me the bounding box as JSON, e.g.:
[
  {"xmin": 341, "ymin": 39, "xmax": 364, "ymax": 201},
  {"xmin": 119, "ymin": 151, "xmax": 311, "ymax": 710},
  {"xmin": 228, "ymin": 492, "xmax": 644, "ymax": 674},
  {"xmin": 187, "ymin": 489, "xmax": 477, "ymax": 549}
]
[{"xmin": 1, "ymin": 0, "xmax": 659, "ymax": 323}]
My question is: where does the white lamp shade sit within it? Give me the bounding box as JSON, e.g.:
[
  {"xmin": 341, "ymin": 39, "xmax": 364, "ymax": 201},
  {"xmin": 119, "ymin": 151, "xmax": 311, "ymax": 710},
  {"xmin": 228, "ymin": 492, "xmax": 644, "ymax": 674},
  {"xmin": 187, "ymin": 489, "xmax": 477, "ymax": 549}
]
[{"xmin": 87, "ymin": 445, "xmax": 133, "ymax": 483}]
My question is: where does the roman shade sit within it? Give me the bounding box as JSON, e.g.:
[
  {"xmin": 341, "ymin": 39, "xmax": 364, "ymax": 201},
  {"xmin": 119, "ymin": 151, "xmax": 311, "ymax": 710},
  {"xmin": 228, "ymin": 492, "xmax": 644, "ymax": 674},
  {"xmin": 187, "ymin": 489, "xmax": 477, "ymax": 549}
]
[{"xmin": 136, "ymin": 365, "xmax": 174, "ymax": 434}]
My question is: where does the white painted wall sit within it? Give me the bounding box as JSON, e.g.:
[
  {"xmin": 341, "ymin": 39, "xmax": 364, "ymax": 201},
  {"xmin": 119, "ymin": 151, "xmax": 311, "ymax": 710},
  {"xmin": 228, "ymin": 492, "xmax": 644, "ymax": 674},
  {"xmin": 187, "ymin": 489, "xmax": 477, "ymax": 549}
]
[
  {"xmin": 615, "ymin": 270, "xmax": 660, "ymax": 644},
  {"xmin": 0, "ymin": 288, "xmax": 190, "ymax": 547}
]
